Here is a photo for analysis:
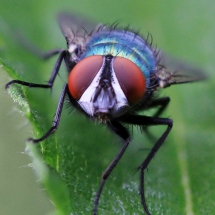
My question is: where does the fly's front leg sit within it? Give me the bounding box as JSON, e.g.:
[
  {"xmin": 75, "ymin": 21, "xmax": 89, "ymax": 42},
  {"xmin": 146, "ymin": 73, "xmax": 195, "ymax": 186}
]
[
  {"xmin": 93, "ymin": 120, "xmax": 130, "ymax": 215},
  {"xmin": 120, "ymin": 114, "xmax": 173, "ymax": 215},
  {"xmin": 5, "ymin": 50, "xmax": 67, "ymax": 89},
  {"xmin": 139, "ymin": 117, "xmax": 172, "ymax": 215},
  {"xmin": 5, "ymin": 50, "xmax": 69, "ymax": 142},
  {"xmin": 28, "ymin": 84, "xmax": 68, "ymax": 143}
]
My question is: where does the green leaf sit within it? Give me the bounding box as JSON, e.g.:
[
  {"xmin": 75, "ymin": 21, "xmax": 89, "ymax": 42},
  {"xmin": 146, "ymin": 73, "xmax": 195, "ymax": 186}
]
[
  {"xmin": 1, "ymin": 1, "xmax": 215, "ymax": 215},
  {"xmin": 27, "ymin": 143, "xmax": 71, "ymax": 215}
]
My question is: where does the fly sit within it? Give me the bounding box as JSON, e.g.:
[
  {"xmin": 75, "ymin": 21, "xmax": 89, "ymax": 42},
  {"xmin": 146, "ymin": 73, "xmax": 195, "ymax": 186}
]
[{"xmin": 5, "ymin": 13, "xmax": 205, "ymax": 215}]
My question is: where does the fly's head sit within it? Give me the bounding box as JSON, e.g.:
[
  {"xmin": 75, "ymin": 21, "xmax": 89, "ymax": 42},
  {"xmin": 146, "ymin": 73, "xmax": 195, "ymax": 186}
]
[{"xmin": 68, "ymin": 54, "xmax": 146, "ymax": 123}]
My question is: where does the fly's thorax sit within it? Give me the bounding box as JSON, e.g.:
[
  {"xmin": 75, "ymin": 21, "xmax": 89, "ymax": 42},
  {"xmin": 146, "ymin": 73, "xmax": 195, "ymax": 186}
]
[
  {"xmin": 68, "ymin": 54, "xmax": 147, "ymax": 122},
  {"xmin": 66, "ymin": 33, "xmax": 89, "ymax": 63},
  {"xmin": 67, "ymin": 43, "xmax": 84, "ymax": 63}
]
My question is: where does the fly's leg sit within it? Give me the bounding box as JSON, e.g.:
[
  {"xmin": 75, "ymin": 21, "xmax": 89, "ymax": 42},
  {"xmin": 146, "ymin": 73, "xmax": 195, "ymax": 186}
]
[
  {"xmin": 28, "ymin": 84, "xmax": 68, "ymax": 143},
  {"xmin": 38, "ymin": 49, "xmax": 63, "ymax": 60},
  {"xmin": 142, "ymin": 97, "xmax": 170, "ymax": 142},
  {"xmin": 16, "ymin": 30, "xmax": 63, "ymax": 60},
  {"xmin": 93, "ymin": 120, "xmax": 130, "ymax": 215},
  {"xmin": 5, "ymin": 50, "xmax": 67, "ymax": 89},
  {"xmin": 147, "ymin": 97, "xmax": 170, "ymax": 118},
  {"xmin": 139, "ymin": 117, "xmax": 172, "ymax": 215},
  {"xmin": 120, "ymin": 114, "xmax": 173, "ymax": 215},
  {"xmin": 5, "ymin": 50, "xmax": 69, "ymax": 142}
]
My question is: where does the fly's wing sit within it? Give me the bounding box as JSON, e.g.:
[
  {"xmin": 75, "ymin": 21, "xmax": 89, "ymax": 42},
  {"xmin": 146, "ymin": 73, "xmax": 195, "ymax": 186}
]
[
  {"xmin": 58, "ymin": 13, "xmax": 100, "ymax": 49},
  {"xmin": 58, "ymin": 13, "xmax": 105, "ymax": 63},
  {"xmin": 155, "ymin": 51, "xmax": 206, "ymax": 88}
]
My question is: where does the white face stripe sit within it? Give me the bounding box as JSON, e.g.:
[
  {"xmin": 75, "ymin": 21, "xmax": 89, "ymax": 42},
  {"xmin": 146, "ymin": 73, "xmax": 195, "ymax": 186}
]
[
  {"xmin": 110, "ymin": 59, "xmax": 129, "ymax": 116},
  {"xmin": 78, "ymin": 56, "xmax": 129, "ymax": 117},
  {"xmin": 78, "ymin": 57, "xmax": 105, "ymax": 116}
]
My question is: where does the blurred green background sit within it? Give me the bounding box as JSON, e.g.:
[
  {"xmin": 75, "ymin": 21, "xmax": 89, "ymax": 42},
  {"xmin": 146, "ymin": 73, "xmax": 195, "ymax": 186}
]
[{"xmin": 0, "ymin": 0, "xmax": 215, "ymax": 215}]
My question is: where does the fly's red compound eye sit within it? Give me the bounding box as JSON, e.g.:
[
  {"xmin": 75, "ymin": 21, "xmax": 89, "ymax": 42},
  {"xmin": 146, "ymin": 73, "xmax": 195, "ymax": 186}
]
[
  {"xmin": 68, "ymin": 55, "xmax": 103, "ymax": 100},
  {"xmin": 113, "ymin": 57, "xmax": 146, "ymax": 104}
]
